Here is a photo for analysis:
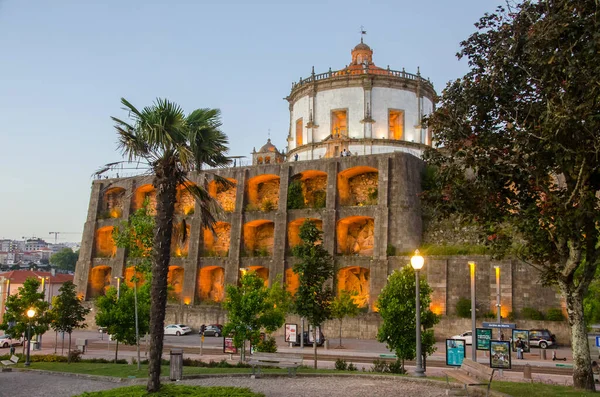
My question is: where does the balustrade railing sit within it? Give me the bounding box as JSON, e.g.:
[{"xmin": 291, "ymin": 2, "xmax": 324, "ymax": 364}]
[{"xmin": 292, "ymin": 67, "xmax": 432, "ymax": 89}]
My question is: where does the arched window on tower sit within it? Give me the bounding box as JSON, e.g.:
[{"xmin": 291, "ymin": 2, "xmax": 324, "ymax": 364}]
[
  {"xmin": 388, "ymin": 109, "xmax": 404, "ymax": 140},
  {"xmin": 296, "ymin": 118, "xmax": 303, "ymax": 146}
]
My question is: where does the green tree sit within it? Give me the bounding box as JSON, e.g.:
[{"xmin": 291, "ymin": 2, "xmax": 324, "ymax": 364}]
[
  {"xmin": 48, "ymin": 281, "xmax": 90, "ymax": 362},
  {"xmin": 330, "ymin": 290, "xmax": 360, "ymax": 348},
  {"xmin": 0, "ymin": 278, "xmax": 51, "ymax": 355},
  {"xmin": 423, "ymin": 1, "xmax": 600, "ymax": 389},
  {"xmin": 105, "ymin": 98, "xmax": 230, "ymax": 392},
  {"xmin": 292, "ymin": 219, "xmax": 335, "ymax": 368},
  {"xmin": 50, "ymin": 248, "xmax": 79, "ymax": 272},
  {"xmin": 287, "ymin": 180, "xmax": 304, "ymax": 209},
  {"xmin": 376, "ymin": 265, "xmax": 438, "ymax": 373},
  {"xmin": 95, "ymin": 283, "xmax": 151, "ymax": 362},
  {"xmin": 222, "ymin": 272, "xmax": 289, "ymax": 361},
  {"xmin": 112, "ymin": 200, "xmax": 155, "ymax": 369}
]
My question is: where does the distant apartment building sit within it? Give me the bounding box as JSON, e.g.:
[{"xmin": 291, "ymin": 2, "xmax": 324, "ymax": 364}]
[{"xmin": 24, "ymin": 238, "xmax": 48, "ymax": 252}]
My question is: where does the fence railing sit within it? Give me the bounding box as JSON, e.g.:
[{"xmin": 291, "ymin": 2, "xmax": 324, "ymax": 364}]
[{"xmin": 292, "ymin": 67, "xmax": 432, "ymax": 90}]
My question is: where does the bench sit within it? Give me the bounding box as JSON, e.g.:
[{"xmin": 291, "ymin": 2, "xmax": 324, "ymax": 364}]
[
  {"xmin": 1, "ymin": 355, "xmax": 19, "ymax": 371},
  {"xmin": 442, "ymin": 358, "xmax": 495, "ymax": 397},
  {"xmin": 247, "ymin": 352, "xmax": 303, "ymax": 378}
]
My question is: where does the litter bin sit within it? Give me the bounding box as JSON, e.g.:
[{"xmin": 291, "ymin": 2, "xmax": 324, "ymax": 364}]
[
  {"xmin": 169, "ymin": 349, "xmax": 183, "ymax": 381},
  {"xmin": 540, "ymin": 349, "xmax": 546, "ymax": 360}
]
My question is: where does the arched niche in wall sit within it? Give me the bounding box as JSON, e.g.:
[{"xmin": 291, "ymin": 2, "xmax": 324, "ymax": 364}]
[
  {"xmin": 175, "ymin": 184, "xmax": 196, "ymax": 216},
  {"xmin": 197, "ymin": 266, "xmax": 225, "ymax": 302},
  {"xmin": 336, "ymin": 216, "xmax": 375, "ymax": 256},
  {"xmin": 87, "ymin": 265, "xmax": 111, "ymax": 298},
  {"xmin": 288, "ymin": 170, "xmax": 327, "ymax": 209},
  {"xmin": 167, "ymin": 265, "xmax": 184, "ymax": 302},
  {"xmin": 287, "ymin": 218, "xmax": 322, "ymax": 250},
  {"xmin": 99, "ymin": 187, "xmax": 125, "ymax": 219},
  {"xmin": 94, "ymin": 226, "xmax": 116, "ymax": 258},
  {"xmin": 246, "ymin": 174, "xmax": 280, "ymax": 212},
  {"xmin": 243, "ymin": 266, "xmax": 269, "ymax": 286},
  {"xmin": 285, "ymin": 268, "xmax": 299, "ymax": 296},
  {"xmin": 202, "ymin": 222, "xmax": 231, "ymax": 257},
  {"xmin": 171, "ymin": 221, "xmax": 191, "ymax": 257},
  {"xmin": 208, "ymin": 178, "xmax": 237, "ymax": 212},
  {"xmin": 124, "ymin": 266, "xmax": 146, "ymax": 288},
  {"xmin": 133, "ymin": 184, "xmax": 157, "ymax": 214},
  {"xmin": 337, "ymin": 266, "xmax": 370, "ymax": 309},
  {"xmin": 337, "ymin": 166, "xmax": 379, "ymax": 206},
  {"xmin": 242, "ymin": 220, "xmax": 274, "ymax": 257}
]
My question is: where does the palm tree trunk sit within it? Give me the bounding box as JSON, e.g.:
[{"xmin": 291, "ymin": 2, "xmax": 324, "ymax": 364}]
[{"xmin": 147, "ymin": 169, "xmax": 178, "ymax": 393}]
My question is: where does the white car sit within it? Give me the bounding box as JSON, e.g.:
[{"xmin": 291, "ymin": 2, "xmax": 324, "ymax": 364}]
[
  {"xmin": 0, "ymin": 335, "xmax": 20, "ymax": 348},
  {"xmin": 451, "ymin": 331, "xmax": 473, "ymax": 345},
  {"xmin": 164, "ymin": 324, "xmax": 192, "ymax": 336}
]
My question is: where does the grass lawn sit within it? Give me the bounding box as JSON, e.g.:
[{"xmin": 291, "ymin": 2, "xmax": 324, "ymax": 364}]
[
  {"xmin": 77, "ymin": 384, "xmax": 264, "ymax": 396},
  {"xmin": 490, "ymin": 381, "xmax": 598, "ymax": 397}
]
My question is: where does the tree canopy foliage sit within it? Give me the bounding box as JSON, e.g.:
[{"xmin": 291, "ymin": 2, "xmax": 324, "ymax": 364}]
[
  {"xmin": 423, "ymin": 1, "xmax": 600, "ymax": 389},
  {"xmin": 292, "ymin": 219, "xmax": 335, "ymax": 368},
  {"xmin": 0, "ymin": 278, "xmax": 51, "ymax": 354},
  {"xmin": 222, "ymin": 272, "xmax": 290, "ymax": 360},
  {"xmin": 50, "ymin": 248, "xmax": 79, "ymax": 272},
  {"xmin": 376, "ymin": 265, "xmax": 438, "ymax": 372},
  {"xmin": 48, "ymin": 281, "xmax": 90, "ymax": 362},
  {"xmin": 330, "ymin": 290, "xmax": 360, "ymax": 348}
]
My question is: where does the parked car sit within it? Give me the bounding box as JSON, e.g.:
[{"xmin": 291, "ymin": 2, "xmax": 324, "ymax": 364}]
[
  {"xmin": 0, "ymin": 335, "xmax": 20, "ymax": 348},
  {"xmin": 529, "ymin": 329, "xmax": 556, "ymax": 349},
  {"xmin": 451, "ymin": 331, "xmax": 473, "ymax": 345},
  {"xmin": 164, "ymin": 324, "xmax": 192, "ymax": 336},
  {"xmin": 292, "ymin": 330, "xmax": 325, "ymax": 347},
  {"xmin": 200, "ymin": 324, "xmax": 223, "ymax": 337}
]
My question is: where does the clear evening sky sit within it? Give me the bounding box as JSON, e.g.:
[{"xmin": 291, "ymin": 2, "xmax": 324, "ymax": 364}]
[{"xmin": 0, "ymin": 0, "xmax": 500, "ymax": 242}]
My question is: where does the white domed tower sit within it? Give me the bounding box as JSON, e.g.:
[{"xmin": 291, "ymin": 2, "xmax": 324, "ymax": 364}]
[
  {"xmin": 286, "ymin": 40, "xmax": 436, "ymax": 160},
  {"xmin": 252, "ymin": 138, "xmax": 285, "ymax": 165}
]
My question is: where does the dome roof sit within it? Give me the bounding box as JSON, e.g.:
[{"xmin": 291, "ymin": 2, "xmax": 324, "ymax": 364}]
[
  {"xmin": 353, "ymin": 40, "xmax": 371, "ymax": 52},
  {"xmin": 259, "ymin": 138, "xmax": 278, "ymax": 153}
]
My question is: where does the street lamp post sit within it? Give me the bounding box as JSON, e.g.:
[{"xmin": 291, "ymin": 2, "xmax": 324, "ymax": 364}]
[
  {"xmin": 114, "ymin": 276, "xmax": 122, "ymax": 300},
  {"xmin": 469, "ymin": 261, "xmax": 477, "ymax": 362},
  {"xmin": 411, "ymin": 250, "xmax": 425, "ymax": 377},
  {"xmin": 24, "ymin": 308, "xmax": 36, "ymax": 367}
]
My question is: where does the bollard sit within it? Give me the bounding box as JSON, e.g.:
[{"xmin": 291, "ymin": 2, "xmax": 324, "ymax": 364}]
[
  {"xmin": 523, "ymin": 363, "xmax": 532, "ymax": 380},
  {"xmin": 540, "ymin": 349, "xmax": 546, "ymax": 360},
  {"xmin": 169, "ymin": 349, "xmax": 183, "ymax": 381},
  {"xmin": 324, "ymin": 339, "xmax": 329, "ymax": 350}
]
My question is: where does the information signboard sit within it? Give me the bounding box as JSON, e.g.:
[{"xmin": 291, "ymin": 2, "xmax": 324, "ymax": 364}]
[
  {"xmin": 596, "ymin": 336, "xmax": 600, "ymax": 348},
  {"xmin": 476, "ymin": 328, "xmax": 493, "ymax": 351},
  {"xmin": 285, "ymin": 323, "xmax": 297, "ymax": 343},
  {"xmin": 482, "ymin": 322, "xmax": 516, "ymax": 329},
  {"xmin": 511, "ymin": 329, "xmax": 530, "ymax": 353},
  {"xmin": 223, "ymin": 337, "xmax": 237, "ymax": 354},
  {"xmin": 490, "ymin": 340, "xmax": 511, "ymax": 369},
  {"xmin": 446, "ymin": 339, "xmax": 466, "ymax": 367}
]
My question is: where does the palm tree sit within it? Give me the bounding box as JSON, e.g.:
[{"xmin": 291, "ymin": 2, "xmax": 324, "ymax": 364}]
[{"xmin": 105, "ymin": 98, "xmax": 230, "ymax": 392}]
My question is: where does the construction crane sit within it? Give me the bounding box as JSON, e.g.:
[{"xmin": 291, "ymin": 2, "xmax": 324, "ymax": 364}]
[{"xmin": 48, "ymin": 232, "xmax": 81, "ymax": 244}]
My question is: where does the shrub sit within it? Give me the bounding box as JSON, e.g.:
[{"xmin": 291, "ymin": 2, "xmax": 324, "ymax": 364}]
[
  {"xmin": 313, "ymin": 190, "xmax": 326, "ymax": 208},
  {"xmin": 367, "ymin": 187, "xmax": 378, "ymax": 204},
  {"xmin": 455, "ymin": 298, "xmax": 472, "ymax": 318},
  {"xmin": 347, "ymin": 362, "xmax": 357, "ymax": 371},
  {"xmin": 245, "ymin": 203, "xmax": 260, "ymax": 212},
  {"xmin": 482, "ymin": 311, "xmax": 496, "ymax": 319},
  {"xmin": 260, "ymin": 199, "xmax": 275, "ymax": 212},
  {"xmin": 386, "ymin": 244, "xmax": 396, "ymax": 257},
  {"xmin": 520, "ymin": 307, "xmax": 545, "ymax": 320},
  {"xmin": 506, "ymin": 311, "xmax": 515, "ymax": 321},
  {"xmin": 73, "ymin": 384, "xmax": 264, "ymax": 396},
  {"xmin": 255, "ymin": 335, "xmax": 277, "ymax": 353},
  {"xmin": 334, "ymin": 358, "xmax": 348, "ymax": 371},
  {"xmin": 388, "ymin": 359, "xmax": 406, "ymax": 374},
  {"xmin": 370, "ymin": 359, "xmax": 389, "ymax": 373},
  {"xmin": 287, "ymin": 180, "xmax": 304, "ymax": 209},
  {"xmin": 545, "ymin": 308, "xmax": 565, "ymax": 321},
  {"xmin": 68, "ymin": 349, "xmax": 83, "ymax": 363}
]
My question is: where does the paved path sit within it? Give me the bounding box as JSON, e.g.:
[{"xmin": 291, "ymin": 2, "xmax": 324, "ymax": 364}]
[
  {"xmin": 0, "ymin": 371, "xmax": 124, "ymax": 397},
  {"xmin": 0, "ymin": 371, "xmax": 450, "ymax": 397}
]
